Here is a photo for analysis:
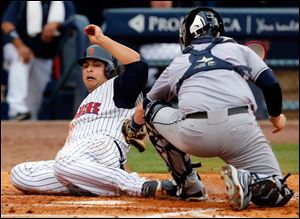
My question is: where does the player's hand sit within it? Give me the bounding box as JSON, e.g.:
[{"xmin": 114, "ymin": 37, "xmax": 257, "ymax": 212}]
[
  {"xmin": 17, "ymin": 45, "xmax": 34, "ymax": 63},
  {"xmin": 122, "ymin": 119, "xmax": 147, "ymax": 152},
  {"xmin": 269, "ymin": 113, "xmax": 286, "ymax": 134},
  {"xmin": 42, "ymin": 22, "xmax": 60, "ymax": 43},
  {"xmin": 84, "ymin": 24, "xmax": 105, "ymax": 45}
]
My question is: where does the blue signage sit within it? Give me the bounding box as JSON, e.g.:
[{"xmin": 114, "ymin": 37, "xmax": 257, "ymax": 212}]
[{"xmin": 102, "ymin": 8, "xmax": 299, "ymax": 38}]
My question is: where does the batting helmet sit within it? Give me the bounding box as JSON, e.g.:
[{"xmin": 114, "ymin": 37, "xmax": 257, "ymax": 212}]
[
  {"xmin": 179, "ymin": 7, "xmax": 224, "ymax": 50},
  {"xmin": 77, "ymin": 45, "xmax": 117, "ymax": 79}
]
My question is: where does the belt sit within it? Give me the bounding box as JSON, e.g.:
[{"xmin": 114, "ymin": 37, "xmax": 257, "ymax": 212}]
[{"xmin": 186, "ymin": 106, "xmax": 249, "ymax": 119}]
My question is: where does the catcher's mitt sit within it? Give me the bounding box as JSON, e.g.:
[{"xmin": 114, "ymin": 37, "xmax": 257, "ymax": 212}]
[{"xmin": 122, "ymin": 119, "xmax": 147, "ymax": 152}]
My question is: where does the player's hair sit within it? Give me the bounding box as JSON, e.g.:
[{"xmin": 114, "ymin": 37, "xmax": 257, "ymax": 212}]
[{"xmin": 179, "ymin": 7, "xmax": 224, "ymax": 51}]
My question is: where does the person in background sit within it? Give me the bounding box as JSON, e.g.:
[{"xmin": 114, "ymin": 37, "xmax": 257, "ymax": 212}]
[
  {"xmin": 139, "ymin": 1, "xmax": 181, "ymax": 93},
  {"xmin": 1, "ymin": 1, "xmax": 75, "ymax": 120}
]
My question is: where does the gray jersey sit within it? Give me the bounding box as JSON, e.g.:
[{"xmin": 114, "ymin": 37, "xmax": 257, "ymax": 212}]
[
  {"xmin": 147, "ymin": 36, "xmax": 269, "ymax": 115},
  {"xmin": 146, "ymin": 37, "xmax": 283, "ymax": 177}
]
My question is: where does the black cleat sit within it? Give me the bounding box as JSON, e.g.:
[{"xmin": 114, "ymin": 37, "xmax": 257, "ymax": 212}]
[{"xmin": 10, "ymin": 112, "xmax": 31, "ymax": 121}]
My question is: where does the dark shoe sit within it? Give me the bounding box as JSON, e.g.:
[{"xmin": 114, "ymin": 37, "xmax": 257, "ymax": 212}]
[
  {"xmin": 181, "ymin": 189, "xmax": 208, "ymax": 201},
  {"xmin": 161, "ymin": 179, "xmax": 178, "ymax": 197},
  {"xmin": 141, "ymin": 180, "xmax": 178, "ymax": 198},
  {"xmin": 221, "ymin": 164, "xmax": 252, "ymax": 210},
  {"xmin": 10, "ymin": 112, "xmax": 31, "ymax": 121},
  {"xmin": 141, "ymin": 180, "xmax": 161, "ymax": 197},
  {"xmin": 181, "ymin": 172, "xmax": 208, "ymax": 201},
  {"xmin": 251, "ymin": 173, "xmax": 294, "ymax": 207},
  {"xmin": 163, "ymin": 178, "xmax": 208, "ymax": 201}
]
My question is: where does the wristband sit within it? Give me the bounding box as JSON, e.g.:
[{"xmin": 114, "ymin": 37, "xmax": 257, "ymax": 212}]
[
  {"xmin": 7, "ymin": 30, "xmax": 20, "ymax": 42},
  {"xmin": 130, "ymin": 118, "xmax": 144, "ymax": 132}
]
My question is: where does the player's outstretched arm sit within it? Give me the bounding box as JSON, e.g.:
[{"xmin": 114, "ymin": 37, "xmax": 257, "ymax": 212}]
[
  {"xmin": 122, "ymin": 103, "xmax": 147, "ymax": 152},
  {"xmin": 269, "ymin": 113, "xmax": 286, "ymax": 133},
  {"xmin": 84, "ymin": 24, "xmax": 140, "ymax": 65}
]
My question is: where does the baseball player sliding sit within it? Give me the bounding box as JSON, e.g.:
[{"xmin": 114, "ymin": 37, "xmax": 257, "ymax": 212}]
[
  {"xmin": 122, "ymin": 7, "xmax": 294, "ymax": 210},
  {"xmin": 10, "ymin": 24, "xmax": 173, "ymax": 198}
]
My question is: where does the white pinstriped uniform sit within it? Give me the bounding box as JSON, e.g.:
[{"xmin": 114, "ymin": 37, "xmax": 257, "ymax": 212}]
[{"xmin": 11, "ymin": 78, "xmax": 146, "ymax": 196}]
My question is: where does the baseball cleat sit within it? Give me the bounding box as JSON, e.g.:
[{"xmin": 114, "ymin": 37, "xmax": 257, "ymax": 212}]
[
  {"xmin": 141, "ymin": 180, "xmax": 175, "ymax": 198},
  {"xmin": 220, "ymin": 164, "xmax": 252, "ymax": 210},
  {"xmin": 182, "ymin": 174, "xmax": 208, "ymax": 202},
  {"xmin": 182, "ymin": 190, "xmax": 208, "ymax": 201},
  {"xmin": 166, "ymin": 178, "xmax": 208, "ymax": 201},
  {"xmin": 141, "ymin": 180, "xmax": 161, "ymax": 197},
  {"xmin": 10, "ymin": 112, "xmax": 31, "ymax": 121}
]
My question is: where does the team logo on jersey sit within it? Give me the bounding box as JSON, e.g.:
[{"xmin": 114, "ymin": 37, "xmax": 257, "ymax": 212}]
[
  {"xmin": 195, "ymin": 56, "xmax": 216, "ymax": 68},
  {"xmin": 74, "ymin": 102, "xmax": 101, "ymax": 119},
  {"xmin": 87, "ymin": 47, "xmax": 95, "ymax": 56}
]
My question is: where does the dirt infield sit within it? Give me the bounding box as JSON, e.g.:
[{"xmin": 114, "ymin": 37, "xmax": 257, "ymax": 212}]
[{"xmin": 1, "ymin": 121, "xmax": 299, "ymax": 218}]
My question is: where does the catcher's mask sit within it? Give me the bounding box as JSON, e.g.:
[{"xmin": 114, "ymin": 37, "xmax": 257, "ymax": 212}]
[
  {"xmin": 179, "ymin": 7, "xmax": 224, "ymax": 51},
  {"xmin": 77, "ymin": 45, "xmax": 118, "ymax": 79}
]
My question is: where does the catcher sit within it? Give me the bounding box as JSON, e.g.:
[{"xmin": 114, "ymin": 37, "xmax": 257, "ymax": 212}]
[{"xmin": 122, "ymin": 7, "xmax": 294, "ymax": 210}]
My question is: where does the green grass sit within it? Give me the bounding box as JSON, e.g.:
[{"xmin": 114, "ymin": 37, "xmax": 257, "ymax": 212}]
[
  {"xmin": 272, "ymin": 144, "xmax": 299, "ymax": 175},
  {"xmin": 127, "ymin": 143, "xmax": 299, "ymax": 175}
]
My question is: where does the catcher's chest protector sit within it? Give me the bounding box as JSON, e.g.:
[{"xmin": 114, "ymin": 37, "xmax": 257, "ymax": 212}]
[{"xmin": 176, "ymin": 38, "xmax": 251, "ymax": 93}]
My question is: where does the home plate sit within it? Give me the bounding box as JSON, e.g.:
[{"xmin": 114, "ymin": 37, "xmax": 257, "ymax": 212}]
[{"xmin": 58, "ymin": 200, "xmax": 131, "ymax": 205}]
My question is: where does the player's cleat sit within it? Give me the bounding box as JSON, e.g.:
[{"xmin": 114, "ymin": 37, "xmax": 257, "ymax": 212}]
[
  {"xmin": 220, "ymin": 164, "xmax": 252, "ymax": 210},
  {"xmin": 181, "ymin": 173, "xmax": 208, "ymax": 201},
  {"xmin": 160, "ymin": 179, "xmax": 178, "ymax": 196},
  {"xmin": 181, "ymin": 189, "xmax": 208, "ymax": 201},
  {"xmin": 162, "ymin": 178, "xmax": 208, "ymax": 201},
  {"xmin": 250, "ymin": 173, "xmax": 294, "ymax": 207},
  {"xmin": 141, "ymin": 180, "xmax": 178, "ymax": 198},
  {"xmin": 10, "ymin": 112, "xmax": 31, "ymax": 121}
]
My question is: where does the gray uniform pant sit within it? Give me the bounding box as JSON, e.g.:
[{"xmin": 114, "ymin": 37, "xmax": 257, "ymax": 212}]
[{"xmin": 152, "ymin": 106, "xmax": 282, "ymax": 177}]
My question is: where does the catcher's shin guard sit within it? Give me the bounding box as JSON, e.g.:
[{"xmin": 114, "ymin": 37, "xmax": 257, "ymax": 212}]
[
  {"xmin": 144, "ymin": 100, "xmax": 191, "ymax": 185},
  {"xmin": 144, "ymin": 101, "xmax": 206, "ymax": 199},
  {"xmin": 250, "ymin": 173, "xmax": 294, "ymax": 207}
]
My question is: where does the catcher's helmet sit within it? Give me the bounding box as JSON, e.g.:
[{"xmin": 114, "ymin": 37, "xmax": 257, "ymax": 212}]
[
  {"xmin": 77, "ymin": 45, "xmax": 117, "ymax": 79},
  {"xmin": 179, "ymin": 7, "xmax": 224, "ymax": 50}
]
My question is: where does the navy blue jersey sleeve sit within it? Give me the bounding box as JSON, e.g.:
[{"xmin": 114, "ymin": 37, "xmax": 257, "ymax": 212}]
[
  {"xmin": 113, "ymin": 59, "xmax": 148, "ymax": 108},
  {"xmin": 255, "ymin": 69, "xmax": 278, "ymax": 89},
  {"xmin": 1, "ymin": 2, "xmax": 25, "ymax": 43},
  {"xmin": 255, "ymin": 69, "xmax": 282, "ymax": 117}
]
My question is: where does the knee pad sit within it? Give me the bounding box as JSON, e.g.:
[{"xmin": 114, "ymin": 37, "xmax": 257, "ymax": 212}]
[
  {"xmin": 144, "ymin": 100, "xmax": 172, "ymax": 125},
  {"xmin": 251, "ymin": 173, "xmax": 294, "ymax": 207},
  {"xmin": 143, "ymin": 100, "xmax": 172, "ymax": 151}
]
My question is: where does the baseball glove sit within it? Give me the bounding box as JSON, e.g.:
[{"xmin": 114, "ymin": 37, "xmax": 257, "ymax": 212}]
[{"xmin": 122, "ymin": 119, "xmax": 147, "ymax": 152}]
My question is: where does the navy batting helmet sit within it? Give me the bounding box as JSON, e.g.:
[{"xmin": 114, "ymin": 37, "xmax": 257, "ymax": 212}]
[
  {"xmin": 77, "ymin": 45, "xmax": 117, "ymax": 79},
  {"xmin": 179, "ymin": 7, "xmax": 224, "ymax": 50}
]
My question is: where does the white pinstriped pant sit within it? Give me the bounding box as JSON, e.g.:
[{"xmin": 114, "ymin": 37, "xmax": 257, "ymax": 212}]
[{"xmin": 10, "ymin": 136, "xmax": 145, "ymax": 196}]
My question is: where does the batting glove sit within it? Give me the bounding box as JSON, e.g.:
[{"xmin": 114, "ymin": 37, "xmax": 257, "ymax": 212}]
[{"xmin": 122, "ymin": 118, "xmax": 147, "ymax": 152}]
